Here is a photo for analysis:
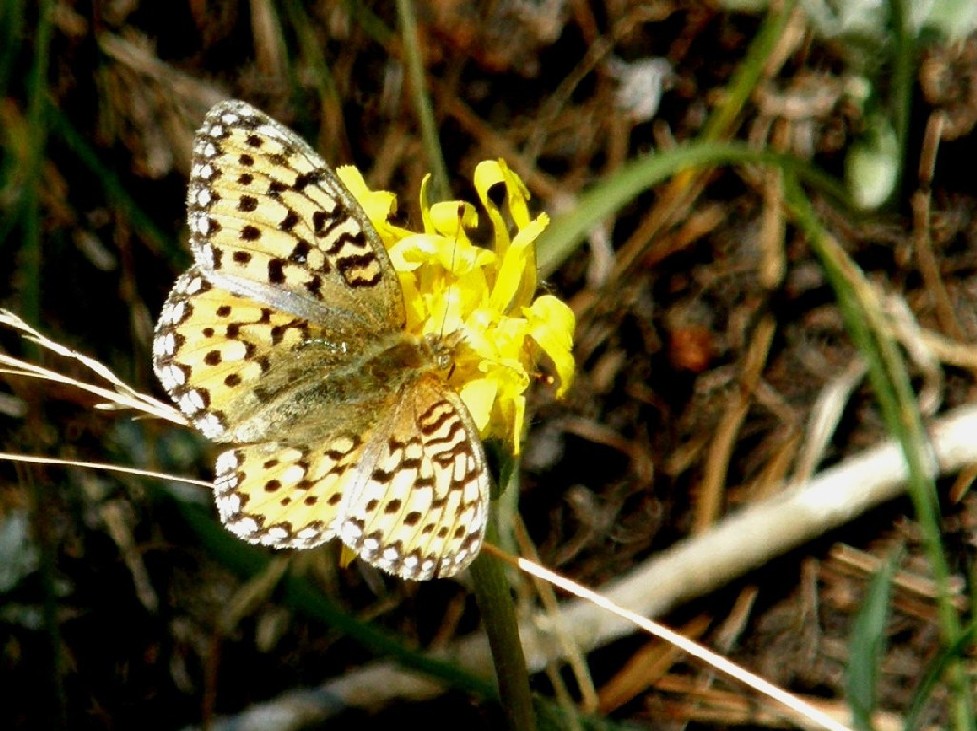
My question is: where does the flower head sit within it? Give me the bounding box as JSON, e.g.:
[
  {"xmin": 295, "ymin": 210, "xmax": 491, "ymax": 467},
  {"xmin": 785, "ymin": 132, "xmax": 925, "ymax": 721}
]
[{"xmin": 338, "ymin": 161, "xmax": 575, "ymax": 454}]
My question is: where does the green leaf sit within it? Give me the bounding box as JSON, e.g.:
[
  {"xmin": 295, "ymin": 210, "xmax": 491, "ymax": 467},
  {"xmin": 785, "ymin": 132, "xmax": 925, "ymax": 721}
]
[{"xmin": 846, "ymin": 550, "xmax": 900, "ymax": 730}]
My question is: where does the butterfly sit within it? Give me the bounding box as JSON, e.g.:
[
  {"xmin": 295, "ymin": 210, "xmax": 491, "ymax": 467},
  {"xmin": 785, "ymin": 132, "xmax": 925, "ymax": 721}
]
[{"xmin": 152, "ymin": 100, "xmax": 490, "ymax": 580}]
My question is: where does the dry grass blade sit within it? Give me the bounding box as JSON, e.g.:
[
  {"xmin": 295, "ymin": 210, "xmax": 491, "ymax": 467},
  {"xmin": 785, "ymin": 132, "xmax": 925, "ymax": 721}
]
[{"xmin": 0, "ymin": 308, "xmax": 184, "ymax": 425}]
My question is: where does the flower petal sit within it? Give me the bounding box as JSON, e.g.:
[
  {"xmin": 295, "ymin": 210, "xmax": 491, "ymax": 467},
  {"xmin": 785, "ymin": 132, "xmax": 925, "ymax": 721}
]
[
  {"xmin": 524, "ymin": 295, "xmax": 576, "ymax": 396},
  {"xmin": 489, "ymin": 213, "xmax": 547, "ymax": 313}
]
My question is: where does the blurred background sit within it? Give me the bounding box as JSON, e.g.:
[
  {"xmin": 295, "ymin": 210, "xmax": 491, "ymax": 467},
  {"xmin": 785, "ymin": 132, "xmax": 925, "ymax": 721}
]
[{"xmin": 1, "ymin": 1, "xmax": 976, "ymax": 729}]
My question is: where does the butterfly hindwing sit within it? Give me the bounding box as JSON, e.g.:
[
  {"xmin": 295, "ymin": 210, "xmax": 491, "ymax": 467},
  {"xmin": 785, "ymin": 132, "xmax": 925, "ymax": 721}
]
[
  {"xmin": 339, "ymin": 375, "xmax": 489, "ymax": 580},
  {"xmin": 213, "ymin": 434, "xmax": 369, "ymax": 548}
]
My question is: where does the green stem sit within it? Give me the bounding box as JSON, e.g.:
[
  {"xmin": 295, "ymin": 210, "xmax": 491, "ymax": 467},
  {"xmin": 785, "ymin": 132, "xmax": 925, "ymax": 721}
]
[
  {"xmin": 887, "ymin": 0, "xmax": 913, "ymax": 204},
  {"xmin": 469, "ymin": 450, "xmax": 534, "ymax": 730},
  {"xmin": 23, "ymin": 6, "xmax": 62, "ymax": 726},
  {"xmin": 0, "ymin": 0, "xmax": 25, "ymax": 100},
  {"xmin": 701, "ymin": 0, "xmax": 796, "ymax": 141},
  {"xmin": 395, "ymin": 0, "xmax": 450, "ymax": 201},
  {"xmin": 47, "ymin": 100, "xmax": 171, "ymax": 259},
  {"xmin": 19, "ymin": 0, "xmax": 53, "ymax": 327},
  {"xmin": 470, "ymin": 519, "xmax": 535, "ymax": 731}
]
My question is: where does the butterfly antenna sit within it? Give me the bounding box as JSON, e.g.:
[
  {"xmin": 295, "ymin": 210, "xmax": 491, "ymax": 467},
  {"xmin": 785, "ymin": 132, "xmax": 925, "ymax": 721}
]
[{"xmin": 439, "ymin": 202, "xmax": 466, "ymax": 341}]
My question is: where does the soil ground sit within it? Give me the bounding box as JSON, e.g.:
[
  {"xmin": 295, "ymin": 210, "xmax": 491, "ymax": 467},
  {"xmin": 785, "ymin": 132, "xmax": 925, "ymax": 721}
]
[{"xmin": 1, "ymin": 2, "xmax": 976, "ymax": 729}]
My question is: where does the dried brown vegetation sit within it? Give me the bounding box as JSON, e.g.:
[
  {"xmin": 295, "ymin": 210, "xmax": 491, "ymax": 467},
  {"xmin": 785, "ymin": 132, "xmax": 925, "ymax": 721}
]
[{"xmin": 1, "ymin": 2, "xmax": 976, "ymax": 729}]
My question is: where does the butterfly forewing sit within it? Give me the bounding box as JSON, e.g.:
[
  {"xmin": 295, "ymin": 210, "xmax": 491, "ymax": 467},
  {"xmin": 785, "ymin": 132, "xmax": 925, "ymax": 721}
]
[{"xmin": 187, "ymin": 100, "xmax": 404, "ymax": 333}]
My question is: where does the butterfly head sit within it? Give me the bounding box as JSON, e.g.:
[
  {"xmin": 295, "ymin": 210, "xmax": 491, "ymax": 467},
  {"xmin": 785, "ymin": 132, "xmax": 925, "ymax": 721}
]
[{"xmin": 421, "ymin": 330, "xmax": 465, "ymax": 373}]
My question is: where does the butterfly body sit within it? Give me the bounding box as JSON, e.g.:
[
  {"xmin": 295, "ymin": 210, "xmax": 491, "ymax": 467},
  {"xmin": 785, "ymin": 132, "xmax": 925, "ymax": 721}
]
[{"xmin": 153, "ymin": 100, "xmax": 489, "ymax": 580}]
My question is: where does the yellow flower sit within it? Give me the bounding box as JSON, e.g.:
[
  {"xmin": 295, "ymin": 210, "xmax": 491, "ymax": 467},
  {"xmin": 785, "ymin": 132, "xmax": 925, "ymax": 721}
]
[{"xmin": 337, "ymin": 161, "xmax": 575, "ymax": 454}]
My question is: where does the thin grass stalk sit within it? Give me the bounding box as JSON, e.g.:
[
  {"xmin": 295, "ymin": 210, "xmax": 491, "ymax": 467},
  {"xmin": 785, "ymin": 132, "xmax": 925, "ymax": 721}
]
[
  {"xmin": 46, "ymin": 99, "xmax": 173, "ymax": 257},
  {"xmin": 701, "ymin": 0, "xmax": 797, "ymax": 142},
  {"xmin": 887, "ymin": 0, "xmax": 913, "ymax": 205},
  {"xmin": 395, "ymin": 0, "xmax": 450, "ymax": 201},
  {"xmin": 23, "ymin": 4, "xmax": 64, "ymax": 727},
  {"xmin": 536, "ymin": 142, "xmax": 851, "ymax": 276},
  {"xmin": 784, "ymin": 174, "xmax": 974, "ymax": 730}
]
